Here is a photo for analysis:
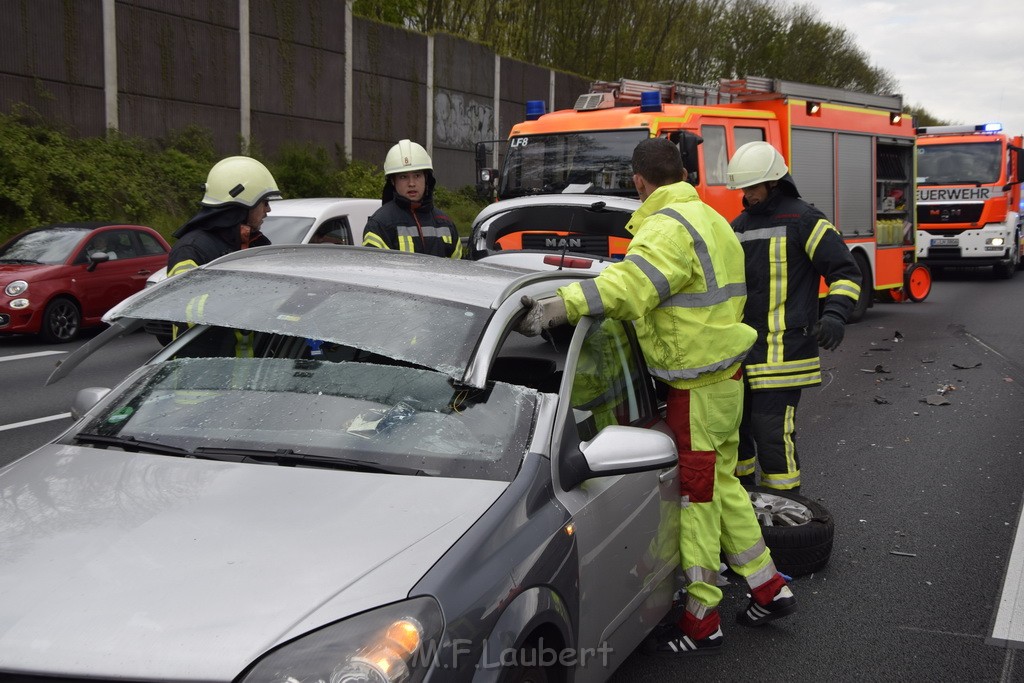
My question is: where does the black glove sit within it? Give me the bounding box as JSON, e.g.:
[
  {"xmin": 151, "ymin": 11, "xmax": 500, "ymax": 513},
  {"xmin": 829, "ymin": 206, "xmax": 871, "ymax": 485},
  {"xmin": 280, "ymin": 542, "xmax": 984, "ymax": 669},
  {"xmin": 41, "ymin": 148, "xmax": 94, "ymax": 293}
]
[{"xmin": 814, "ymin": 312, "xmax": 845, "ymax": 351}]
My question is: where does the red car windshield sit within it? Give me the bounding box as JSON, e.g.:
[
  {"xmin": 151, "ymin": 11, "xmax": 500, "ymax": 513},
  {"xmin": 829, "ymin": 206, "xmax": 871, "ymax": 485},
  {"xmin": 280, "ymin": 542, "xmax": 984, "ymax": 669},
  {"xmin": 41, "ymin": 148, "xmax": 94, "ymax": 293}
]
[{"xmin": 0, "ymin": 227, "xmax": 91, "ymax": 264}]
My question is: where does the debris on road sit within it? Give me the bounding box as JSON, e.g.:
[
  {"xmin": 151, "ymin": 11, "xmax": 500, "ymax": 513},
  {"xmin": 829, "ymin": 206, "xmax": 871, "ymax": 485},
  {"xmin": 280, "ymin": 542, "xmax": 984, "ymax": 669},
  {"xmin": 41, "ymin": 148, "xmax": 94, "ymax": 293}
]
[
  {"xmin": 923, "ymin": 395, "xmax": 951, "ymax": 406},
  {"xmin": 890, "ymin": 551, "xmax": 917, "ymax": 557},
  {"xmin": 861, "ymin": 364, "xmax": 891, "ymax": 374},
  {"xmin": 873, "ymin": 396, "xmax": 891, "ymax": 405}
]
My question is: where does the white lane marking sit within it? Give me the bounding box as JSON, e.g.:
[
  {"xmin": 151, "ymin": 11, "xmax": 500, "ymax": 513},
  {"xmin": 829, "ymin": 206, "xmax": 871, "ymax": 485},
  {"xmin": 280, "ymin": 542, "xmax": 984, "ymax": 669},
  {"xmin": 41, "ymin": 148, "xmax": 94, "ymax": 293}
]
[
  {"xmin": 0, "ymin": 413, "xmax": 72, "ymax": 432},
  {"xmin": 989, "ymin": 500, "xmax": 1024, "ymax": 648},
  {"xmin": 0, "ymin": 350, "xmax": 66, "ymax": 362}
]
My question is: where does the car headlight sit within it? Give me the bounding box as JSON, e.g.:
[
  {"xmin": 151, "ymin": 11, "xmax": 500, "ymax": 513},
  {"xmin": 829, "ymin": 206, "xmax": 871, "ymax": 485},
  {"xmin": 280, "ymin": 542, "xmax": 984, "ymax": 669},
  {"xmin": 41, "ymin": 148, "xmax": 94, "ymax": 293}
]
[
  {"xmin": 240, "ymin": 597, "xmax": 444, "ymax": 683},
  {"xmin": 10, "ymin": 298, "xmax": 29, "ymax": 309},
  {"xmin": 5, "ymin": 280, "xmax": 28, "ymax": 297}
]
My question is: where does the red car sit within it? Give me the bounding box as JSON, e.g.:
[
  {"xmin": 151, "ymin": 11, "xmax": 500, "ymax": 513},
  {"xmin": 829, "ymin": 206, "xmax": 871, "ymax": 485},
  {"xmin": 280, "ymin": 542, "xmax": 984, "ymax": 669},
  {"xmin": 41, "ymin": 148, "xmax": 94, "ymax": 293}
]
[{"xmin": 0, "ymin": 222, "xmax": 170, "ymax": 343}]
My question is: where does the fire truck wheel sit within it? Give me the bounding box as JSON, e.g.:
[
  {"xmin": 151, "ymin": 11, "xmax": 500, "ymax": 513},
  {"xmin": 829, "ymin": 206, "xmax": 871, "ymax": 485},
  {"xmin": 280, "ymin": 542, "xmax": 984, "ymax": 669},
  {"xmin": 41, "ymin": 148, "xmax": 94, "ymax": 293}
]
[
  {"xmin": 993, "ymin": 232, "xmax": 1020, "ymax": 279},
  {"xmin": 904, "ymin": 263, "xmax": 932, "ymax": 302},
  {"xmin": 746, "ymin": 486, "xmax": 834, "ymax": 577},
  {"xmin": 847, "ymin": 252, "xmax": 872, "ymax": 323}
]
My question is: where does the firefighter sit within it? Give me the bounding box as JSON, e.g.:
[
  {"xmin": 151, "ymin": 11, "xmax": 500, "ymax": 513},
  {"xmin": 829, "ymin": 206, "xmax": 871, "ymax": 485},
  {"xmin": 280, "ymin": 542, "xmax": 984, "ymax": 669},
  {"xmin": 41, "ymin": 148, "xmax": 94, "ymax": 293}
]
[
  {"xmin": 726, "ymin": 141, "xmax": 862, "ymax": 492},
  {"xmin": 167, "ymin": 155, "xmax": 281, "ymax": 353},
  {"xmin": 517, "ymin": 137, "xmax": 795, "ymax": 655},
  {"xmin": 362, "ymin": 139, "xmax": 462, "ymax": 258},
  {"xmin": 168, "ymin": 155, "xmax": 280, "ymax": 277}
]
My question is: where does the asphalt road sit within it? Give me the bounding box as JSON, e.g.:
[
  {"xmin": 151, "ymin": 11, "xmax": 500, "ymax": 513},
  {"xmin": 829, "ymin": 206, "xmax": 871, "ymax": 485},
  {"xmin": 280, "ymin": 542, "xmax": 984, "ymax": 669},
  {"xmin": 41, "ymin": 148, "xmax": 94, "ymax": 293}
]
[{"xmin": 3, "ymin": 268, "xmax": 1024, "ymax": 681}]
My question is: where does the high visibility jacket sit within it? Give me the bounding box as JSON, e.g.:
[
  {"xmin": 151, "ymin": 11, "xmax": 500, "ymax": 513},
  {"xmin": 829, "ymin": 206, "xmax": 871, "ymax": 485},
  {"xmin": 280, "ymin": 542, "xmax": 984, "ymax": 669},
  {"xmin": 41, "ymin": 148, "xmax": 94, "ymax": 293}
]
[
  {"xmin": 168, "ymin": 206, "xmax": 269, "ymax": 277},
  {"xmin": 559, "ymin": 181, "xmax": 755, "ymax": 390},
  {"xmin": 362, "ymin": 176, "xmax": 462, "ymax": 258},
  {"xmin": 731, "ymin": 176, "xmax": 861, "ymax": 391}
]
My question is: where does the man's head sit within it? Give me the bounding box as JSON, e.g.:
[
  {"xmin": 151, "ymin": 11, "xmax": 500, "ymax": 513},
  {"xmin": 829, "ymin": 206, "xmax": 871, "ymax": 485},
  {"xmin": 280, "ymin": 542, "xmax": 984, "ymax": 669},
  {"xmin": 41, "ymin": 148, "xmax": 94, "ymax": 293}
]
[
  {"xmin": 726, "ymin": 141, "xmax": 788, "ymax": 206},
  {"xmin": 631, "ymin": 138, "xmax": 685, "ymax": 200},
  {"xmin": 200, "ymin": 156, "xmax": 280, "ymax": 230},
  {"xmin": 384, "ymin": 140, "xmax": 433, "ymax": 203}
]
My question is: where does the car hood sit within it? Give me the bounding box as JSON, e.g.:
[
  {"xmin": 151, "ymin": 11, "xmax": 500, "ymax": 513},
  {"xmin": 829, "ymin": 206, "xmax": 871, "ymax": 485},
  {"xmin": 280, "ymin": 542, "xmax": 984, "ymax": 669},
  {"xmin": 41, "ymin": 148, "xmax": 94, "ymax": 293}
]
[
  {"xmin": 0, "ymin": 444, "xmax": 508, "ymax": 680},
  {"xmin": 0, "ymin": 262, "xmax": 66, "ymax": 279}
]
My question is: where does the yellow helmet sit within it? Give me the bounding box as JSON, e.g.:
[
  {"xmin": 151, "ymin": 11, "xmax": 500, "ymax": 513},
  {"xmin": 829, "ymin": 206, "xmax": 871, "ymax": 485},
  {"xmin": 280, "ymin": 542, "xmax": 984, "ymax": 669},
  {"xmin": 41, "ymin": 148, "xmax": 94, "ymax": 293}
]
[
  {"xmin": 726, "ymin": 141, "xmax": 788, "ymax": 190},
  {"xmin": 384, "ymin": 139, "xmax": 432, "ymax": 175},
  {"xmin": 201, "ymin": 156, "xmax": 282, "ymax": 208}
]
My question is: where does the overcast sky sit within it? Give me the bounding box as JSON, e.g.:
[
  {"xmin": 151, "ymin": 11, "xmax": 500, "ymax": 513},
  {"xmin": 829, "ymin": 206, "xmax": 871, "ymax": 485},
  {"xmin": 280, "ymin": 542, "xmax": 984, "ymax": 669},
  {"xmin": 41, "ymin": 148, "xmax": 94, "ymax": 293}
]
[{"xmin": 800, "ymin": 0, "xmax": 1024, "ymax": 135}]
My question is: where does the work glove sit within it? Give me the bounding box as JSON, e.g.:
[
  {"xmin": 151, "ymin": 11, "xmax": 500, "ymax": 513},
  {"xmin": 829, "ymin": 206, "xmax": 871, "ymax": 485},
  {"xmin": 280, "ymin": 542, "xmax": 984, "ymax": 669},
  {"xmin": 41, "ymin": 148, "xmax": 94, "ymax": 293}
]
[
  {"xmin": 813, "ymin": 312, "xmax": 846, "ymax": 351},
  {"xmin": 515, "ymin": 295, "xmax": 568, "ymax": 337}
]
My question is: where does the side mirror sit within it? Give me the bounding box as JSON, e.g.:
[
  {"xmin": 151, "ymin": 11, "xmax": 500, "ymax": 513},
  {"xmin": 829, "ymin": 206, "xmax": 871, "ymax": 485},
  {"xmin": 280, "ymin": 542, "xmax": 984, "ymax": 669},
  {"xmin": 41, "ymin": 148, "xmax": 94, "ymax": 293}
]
[
  {"xmin": 678, "ymin": 132, "xmax": 703, "ymax": 186},
  {"xmin": 71, "ymin": 387, "xmax": 111, "ymax": 420},
  {"xmin": 86, "ymin": 251, "xmax": 110, "ymax": 272},
  {"xmin": 559, "ymin": 425, "xmax": 677, "ymax": 491}
]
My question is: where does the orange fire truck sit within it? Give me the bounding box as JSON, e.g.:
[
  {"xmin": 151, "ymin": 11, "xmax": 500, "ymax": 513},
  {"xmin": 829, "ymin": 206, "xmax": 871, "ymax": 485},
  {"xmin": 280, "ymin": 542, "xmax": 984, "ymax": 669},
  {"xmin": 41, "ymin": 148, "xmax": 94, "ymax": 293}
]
[
  {"xmin": 474, "ymin": 77, "xmax": 932, "ymax": 318},
  {"xmin": 915, "ymin": 123, "xmax": 1023, "ymax": 278}
]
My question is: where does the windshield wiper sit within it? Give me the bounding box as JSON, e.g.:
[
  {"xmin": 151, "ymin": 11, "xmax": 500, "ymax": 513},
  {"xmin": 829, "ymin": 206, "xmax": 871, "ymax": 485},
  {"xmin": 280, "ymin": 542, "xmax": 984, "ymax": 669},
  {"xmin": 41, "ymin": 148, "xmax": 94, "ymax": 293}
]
[
  {"xmin": 0, "ymin": 258, "xmax": 41, "ymax": 264},
  {"xmin": 193, "ymin": 446, "xmax": 428, "ymax": 475},
  {"xmin": 72, "ymin": 432, "xmax": 244, "ymax": 460}
]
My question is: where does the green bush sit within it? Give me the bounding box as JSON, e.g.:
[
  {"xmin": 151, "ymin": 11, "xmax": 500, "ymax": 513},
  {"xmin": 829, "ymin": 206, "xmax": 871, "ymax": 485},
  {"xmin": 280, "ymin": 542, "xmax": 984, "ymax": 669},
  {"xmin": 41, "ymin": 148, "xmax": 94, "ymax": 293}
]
[{"xmin": 0, "ymin": 115, "xmax": 487, "ymax": 244}]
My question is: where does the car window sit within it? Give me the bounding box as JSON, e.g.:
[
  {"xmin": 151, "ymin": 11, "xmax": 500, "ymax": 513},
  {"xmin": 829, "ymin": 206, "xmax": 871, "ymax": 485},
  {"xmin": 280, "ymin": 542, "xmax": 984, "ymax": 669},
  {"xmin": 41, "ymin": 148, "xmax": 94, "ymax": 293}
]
[
  {"xmin": 71, "ymin": 352, "xmax": 534, "ymax": 482},
  {"xmin": 311, "ymin": 218, "xmax": 353, "ymax": 245},
  {"xmin": 261, "ymin": 216, "xmax": 316, "ymax": 244},
  {"xmin": 137, "ymin": 231, "xmax": 167, "ymax": 255},
  {"xmin": 570, "ymin": 318, "xmax": 656, "ymax": 441}
]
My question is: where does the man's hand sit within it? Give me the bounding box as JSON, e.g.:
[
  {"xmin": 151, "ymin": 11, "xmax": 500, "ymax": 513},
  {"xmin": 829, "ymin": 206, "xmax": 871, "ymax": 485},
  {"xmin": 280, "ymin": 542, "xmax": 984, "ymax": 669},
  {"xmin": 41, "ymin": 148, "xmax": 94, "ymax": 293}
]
[
  {"xmin": 813, "ymin": 312, "xmax": 845, "ymax": 351},
  {"xmin": 515, "ymin": 295, "xmax": 568, "ymax": 336}
]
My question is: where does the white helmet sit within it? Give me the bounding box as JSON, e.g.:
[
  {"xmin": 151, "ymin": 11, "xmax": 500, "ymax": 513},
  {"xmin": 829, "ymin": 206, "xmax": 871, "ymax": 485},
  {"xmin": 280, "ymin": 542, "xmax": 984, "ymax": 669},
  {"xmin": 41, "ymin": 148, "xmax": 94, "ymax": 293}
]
[
  {"xmin": 384, "ymin": 139, "xmax": 432, "ymax": 175},
  {"xmin": 201, "ymin": 156, "xmax": 282, "ymax": 208},
  {"xmin": 726, "ymin": 141, "xmax": 788, "ymax": 190}
]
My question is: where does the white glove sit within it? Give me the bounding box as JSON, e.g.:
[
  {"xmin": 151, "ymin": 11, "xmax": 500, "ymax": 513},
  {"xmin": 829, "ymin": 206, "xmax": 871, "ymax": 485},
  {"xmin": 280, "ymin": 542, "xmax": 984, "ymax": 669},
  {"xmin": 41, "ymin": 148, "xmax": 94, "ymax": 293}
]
[{"xmin": 515, "ymin": 295, "xmax": 568, "ymax": 336}]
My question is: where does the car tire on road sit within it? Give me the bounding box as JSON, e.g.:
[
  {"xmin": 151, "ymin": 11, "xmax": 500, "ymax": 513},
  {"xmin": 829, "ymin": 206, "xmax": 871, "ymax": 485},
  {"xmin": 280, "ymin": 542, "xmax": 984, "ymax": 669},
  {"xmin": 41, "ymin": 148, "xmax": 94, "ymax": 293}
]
[
  {"xmin": 746, "ymin": 486, "xmax": 834, "ymax": 577},
  {"xmin": 39, "ymin": 296, "xmax": 81, "ymax": 344}
]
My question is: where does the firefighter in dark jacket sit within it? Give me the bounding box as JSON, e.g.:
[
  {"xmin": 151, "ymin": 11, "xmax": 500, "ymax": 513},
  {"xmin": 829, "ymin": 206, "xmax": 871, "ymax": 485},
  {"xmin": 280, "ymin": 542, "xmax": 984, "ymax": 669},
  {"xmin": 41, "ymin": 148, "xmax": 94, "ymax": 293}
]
[
  {"xmin": 167, "ymin": 155, "xmax": 281, "ymax": 352},
  {"xmin": 362, "ymin": 139, "xmax": 462, "ymax": 258},
  {"xmin": 726, "ymin": 141, "xmax": 862, "ymax": 492},
  {"xmin": 167, "ymin": 155, "xmax": 281, "ymax": 277}
]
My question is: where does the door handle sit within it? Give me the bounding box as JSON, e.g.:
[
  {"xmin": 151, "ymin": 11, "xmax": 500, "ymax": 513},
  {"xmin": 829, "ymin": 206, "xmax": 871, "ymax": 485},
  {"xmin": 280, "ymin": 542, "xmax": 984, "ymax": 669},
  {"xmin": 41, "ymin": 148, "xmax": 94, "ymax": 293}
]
[{"xmin": 137, "ymin": 270, "xmax": 152, "ymax": 275}]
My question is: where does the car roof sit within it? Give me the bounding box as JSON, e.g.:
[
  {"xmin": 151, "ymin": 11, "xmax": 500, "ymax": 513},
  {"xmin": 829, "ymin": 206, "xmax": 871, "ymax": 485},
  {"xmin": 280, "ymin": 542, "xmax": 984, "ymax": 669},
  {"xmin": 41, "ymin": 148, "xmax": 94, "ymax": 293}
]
[
  {"xmin": 472, "ymin": 193, "xmax": 641, "ymax": 224},
  {"xmin": 269, "ymin": 197, "xmax": 380, "ymax": 221}
]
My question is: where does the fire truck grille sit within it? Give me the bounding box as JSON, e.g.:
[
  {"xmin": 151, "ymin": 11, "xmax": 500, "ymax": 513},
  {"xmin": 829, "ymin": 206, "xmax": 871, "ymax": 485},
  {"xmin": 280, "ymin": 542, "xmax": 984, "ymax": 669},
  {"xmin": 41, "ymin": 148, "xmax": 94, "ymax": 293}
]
[
  {"xmin": 927, "ymin": 247, "xmax": 962, "ymax": 258},
  {"xmin": 917, "ymin": 204, "xmax": 984, "ymax": 224},
  {"xmin": 520, "ymin": 233, "xmax": 610, "ymax": 256}
]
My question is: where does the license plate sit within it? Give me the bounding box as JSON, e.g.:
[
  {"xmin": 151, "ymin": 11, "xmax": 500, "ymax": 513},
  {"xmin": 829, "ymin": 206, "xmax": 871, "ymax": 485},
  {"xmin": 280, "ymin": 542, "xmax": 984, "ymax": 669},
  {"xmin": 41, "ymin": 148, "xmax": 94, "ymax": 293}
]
[{"xmin": 930, "ymin": 238, "xmax": 958, "ymax": 247}]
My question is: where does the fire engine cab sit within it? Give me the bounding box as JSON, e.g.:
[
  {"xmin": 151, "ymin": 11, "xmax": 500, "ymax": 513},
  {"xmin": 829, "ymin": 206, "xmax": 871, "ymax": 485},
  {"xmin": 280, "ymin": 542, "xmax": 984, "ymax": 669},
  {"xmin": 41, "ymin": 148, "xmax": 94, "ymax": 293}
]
[{"xmin": 473, "ymin": 77, "xmax": 932, "ymax": 319}]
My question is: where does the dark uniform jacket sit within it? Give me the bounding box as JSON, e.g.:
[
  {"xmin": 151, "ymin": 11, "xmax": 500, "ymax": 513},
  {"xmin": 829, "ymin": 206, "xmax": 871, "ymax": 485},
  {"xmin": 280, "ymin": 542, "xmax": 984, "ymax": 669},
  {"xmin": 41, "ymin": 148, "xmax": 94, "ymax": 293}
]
[
  {"xmin": 731, "ymin": 174, "xmax": 861, "ymax": 391},
  {"xmin": 167, "ymin": 205, "xmax": 270, "ymax": 276},
  {"xmin": 362, "ymin": 174, "xmax": 462, "ymax": 258}
]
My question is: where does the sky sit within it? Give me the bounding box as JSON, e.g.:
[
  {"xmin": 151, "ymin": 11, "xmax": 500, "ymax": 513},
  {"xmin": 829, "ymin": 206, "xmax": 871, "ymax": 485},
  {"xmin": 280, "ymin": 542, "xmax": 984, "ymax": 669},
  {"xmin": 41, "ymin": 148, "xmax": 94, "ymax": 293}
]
[{"xmin": 800, "ymin": 0, "xmax": 1024, "ymax": 135}]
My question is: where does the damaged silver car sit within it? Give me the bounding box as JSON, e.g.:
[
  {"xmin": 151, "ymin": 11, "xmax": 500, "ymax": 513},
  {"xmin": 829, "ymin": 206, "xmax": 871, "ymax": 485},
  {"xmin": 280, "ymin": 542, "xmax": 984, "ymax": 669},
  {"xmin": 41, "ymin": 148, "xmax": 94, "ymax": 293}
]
[{"xmin": 0, "ymin": 245, "xmax": 680, "ymax": 682}]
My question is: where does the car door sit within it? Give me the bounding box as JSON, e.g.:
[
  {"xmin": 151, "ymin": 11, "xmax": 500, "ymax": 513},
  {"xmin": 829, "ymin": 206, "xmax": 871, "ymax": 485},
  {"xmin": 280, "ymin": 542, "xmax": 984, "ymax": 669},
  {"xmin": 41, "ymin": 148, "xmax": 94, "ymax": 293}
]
[
  {"xmin": 76, "ymin": 230, "xmax": 161, "ymax": 322},
  {"xmin": 551, "ymin": 317, "xmax": 678, "ymax": 679}
]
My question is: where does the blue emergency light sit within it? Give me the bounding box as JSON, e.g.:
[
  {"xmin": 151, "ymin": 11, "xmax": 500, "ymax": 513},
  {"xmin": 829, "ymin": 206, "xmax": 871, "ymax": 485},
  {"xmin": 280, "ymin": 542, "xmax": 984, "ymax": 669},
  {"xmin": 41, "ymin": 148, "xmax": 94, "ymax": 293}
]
[
  {"xmin": 979, "ymin": 122, "xmax": 1003, "ymax": 132},
  {"xmin": 525, "ymin": 100, "xmax": 546, "ymax": 120},
  {"xmin": 640, "ymin": 90, "xmax": 662, "ymax": 113}
]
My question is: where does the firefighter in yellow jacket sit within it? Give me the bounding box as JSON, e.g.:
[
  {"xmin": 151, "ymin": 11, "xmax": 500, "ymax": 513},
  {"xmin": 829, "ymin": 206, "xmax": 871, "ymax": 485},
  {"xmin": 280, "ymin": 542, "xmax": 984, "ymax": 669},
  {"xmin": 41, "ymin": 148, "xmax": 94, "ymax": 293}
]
[{"xmin": 516, "ymin": 137, "xmax": 796, "ymax": 655}]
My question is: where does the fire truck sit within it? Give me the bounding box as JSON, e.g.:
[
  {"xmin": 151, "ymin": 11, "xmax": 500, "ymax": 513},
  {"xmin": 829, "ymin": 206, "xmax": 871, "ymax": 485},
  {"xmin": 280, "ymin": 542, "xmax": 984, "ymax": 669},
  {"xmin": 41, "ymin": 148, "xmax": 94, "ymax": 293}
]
[
  {"xmin": 474, "ymin": 77, "xmax": 932, "ymax": 319},
  {"xmin": 915, "ymin": 123, "xmax": 1023, "ymax": 278}
]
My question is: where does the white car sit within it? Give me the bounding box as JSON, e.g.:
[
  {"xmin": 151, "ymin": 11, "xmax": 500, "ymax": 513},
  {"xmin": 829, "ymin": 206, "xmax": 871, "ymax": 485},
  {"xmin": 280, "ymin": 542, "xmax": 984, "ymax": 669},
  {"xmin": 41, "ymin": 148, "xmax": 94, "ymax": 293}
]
[{"xmin": 145, "ymin": 197, "xmax": 380, "ymax": 342}]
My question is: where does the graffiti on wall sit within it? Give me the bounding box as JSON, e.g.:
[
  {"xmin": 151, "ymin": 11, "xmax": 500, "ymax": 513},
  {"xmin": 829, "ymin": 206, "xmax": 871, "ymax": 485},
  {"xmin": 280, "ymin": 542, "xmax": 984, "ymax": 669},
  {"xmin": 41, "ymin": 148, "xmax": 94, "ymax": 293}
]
[{"xmin": 434, "ymin": 91, "xmax": 494, "ymax": 147}]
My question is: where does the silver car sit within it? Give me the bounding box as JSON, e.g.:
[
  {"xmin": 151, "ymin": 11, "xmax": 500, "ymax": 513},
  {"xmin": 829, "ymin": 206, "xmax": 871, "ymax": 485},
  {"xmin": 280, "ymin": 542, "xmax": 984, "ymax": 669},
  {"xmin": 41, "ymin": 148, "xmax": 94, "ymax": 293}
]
[{"xmin": 0, "ymin": 245, "xmax": 680, "ymax": 682}]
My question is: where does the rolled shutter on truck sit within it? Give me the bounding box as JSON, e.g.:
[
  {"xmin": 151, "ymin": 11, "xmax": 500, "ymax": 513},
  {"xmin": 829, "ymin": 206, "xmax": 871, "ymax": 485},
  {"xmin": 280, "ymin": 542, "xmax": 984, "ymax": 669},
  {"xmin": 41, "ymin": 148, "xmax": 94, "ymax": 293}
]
[
  {"xmin": 836, "ymin": 133, "xmax": 873, "ymax": 237},
  {"xmin": 791, "ymin": 129, "xmax": 835, "ymax": 224},
  {"xmin": 790, "ymin": 130, "xmax": 873, "ymax": 238}
]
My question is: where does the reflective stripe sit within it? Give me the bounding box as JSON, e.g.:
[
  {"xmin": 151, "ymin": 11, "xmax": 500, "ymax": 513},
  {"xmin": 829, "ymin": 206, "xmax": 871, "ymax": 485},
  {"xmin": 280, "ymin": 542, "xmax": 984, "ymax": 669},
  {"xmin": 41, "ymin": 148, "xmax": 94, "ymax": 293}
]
[
  {"xmin": 580, "ymin": 279, "xmax": 604, "ymax": 316},
  {"xmin": 168, "ymin": 260, "xmax": 199, "ymax": 277},
  {"xmin": 362, "ymin": 232, "xmax": 389, "ymax": 249},
  {"xmin": 829, "ymin": 278, "xmax": 861, "ymax": 300},
  {"xmin": 396, "ymin": 224, "xmax": 451, "ymax": 239},
  {"xmin": 184, "ymin": 294, "xmax": 209, "ymax": 325},
  {"xmin": 625, "ymin": 254, "xmax": 672, "ymax": 301},
  {"xmin": 649, "ymin": 354, "xmax": 746, "ymax": 382},
  {"xmin": 234, "ymin": 329, "xmax": 254, "ymax": 358},
  {"xmin": 768, "ymin": 235, "xmax": 786, "ymax": 365},
  {"xmin": 685, "ymin": 594, "xmax": 716, "ymax": 619},
  {"xmin": 450, "ymin": 238, "xmax": 464, "ymax": 259},
  {"xmin": 398, "ymin": 235, "xmax": 416, "ymax": 252},
  {"xmin": 746, "ymin": 561, "xmax": 778, "ymax": 588},
  {"xmin": 783, "ymin": 404, "xmax": 797, "ymax": 474},
  {"xmin": 661, "ymin": 282, "xmax": 747, "ymax": 309},
  {"xmin": 724, "ymin": 537, "xmax": 768, "ymax": 568},
  {"xmin": 747, "ymin": 357, "xmax": 821, "ymax": 375},
  {"xmin": 735, "ymin": 456, "xmax": 756, "ymax": 476},
  {"xmin": 761, "ymin": 471, "xmax": 801, "ymax": 489},
  {"xmin": 735, "ymin": 226, "xmax": 787, "ymax": 243},
  {"xmin": 805, "ymin": 218, "xmax": 835, "ymax": 258},
  {"xmin": 748, "ymin": 373, "xmax": 821, "ymax": 390},
  {"xmin": 684, "ymin": 565, "xmax": 720, "ymax": 586}
]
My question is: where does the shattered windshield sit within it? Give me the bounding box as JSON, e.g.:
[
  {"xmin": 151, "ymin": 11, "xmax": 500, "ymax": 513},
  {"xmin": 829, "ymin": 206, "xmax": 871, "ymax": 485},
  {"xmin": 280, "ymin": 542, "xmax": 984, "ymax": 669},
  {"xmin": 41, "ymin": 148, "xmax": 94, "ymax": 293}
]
[
  {"xmin": 113, "ymin": 265, "xmax": 490, "ymax": 377},
  {"xmin": 499, "ymin": 130, "xmax": 648, "ymax": 199},
  {"xmin": 67, "ymin": 356, "xmax": 536, "ymax": 482},
  {"xmin": 917, "ymin": 142, "xmax": 1002, "ymax": 185}
]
